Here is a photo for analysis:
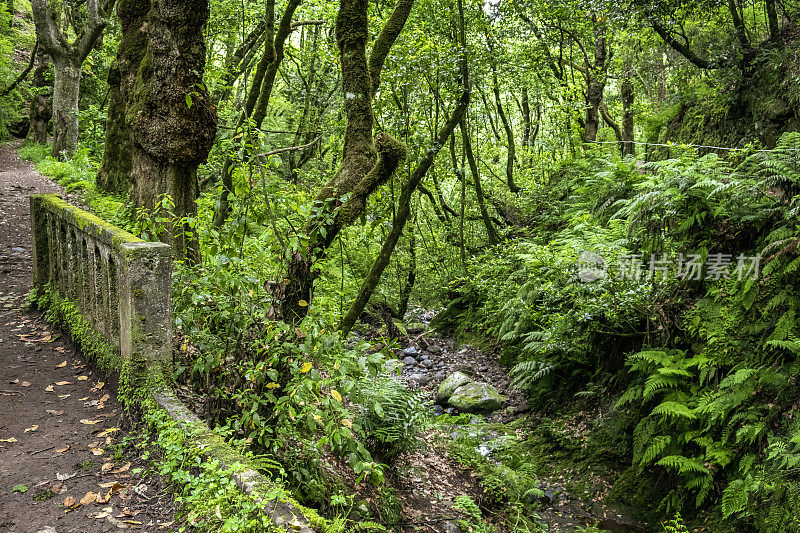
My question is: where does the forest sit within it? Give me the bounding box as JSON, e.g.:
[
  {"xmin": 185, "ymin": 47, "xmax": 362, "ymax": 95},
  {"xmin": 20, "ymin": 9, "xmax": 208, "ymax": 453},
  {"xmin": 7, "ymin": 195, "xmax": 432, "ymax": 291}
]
[{"xmin": 3, "ymin": 0, "xmax": 800, "ymax": 531}]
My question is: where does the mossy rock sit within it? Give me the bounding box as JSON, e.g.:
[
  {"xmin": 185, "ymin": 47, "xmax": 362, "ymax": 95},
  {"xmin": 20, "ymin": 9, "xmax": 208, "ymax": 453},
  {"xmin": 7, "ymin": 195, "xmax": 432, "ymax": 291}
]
[
  {"xmin": 437, "ymin": 371, "xmax": 473, "ymax": 403},
  {"xmin": 448, "ymin": 382, "xmax": 506, "ymax": 413}
]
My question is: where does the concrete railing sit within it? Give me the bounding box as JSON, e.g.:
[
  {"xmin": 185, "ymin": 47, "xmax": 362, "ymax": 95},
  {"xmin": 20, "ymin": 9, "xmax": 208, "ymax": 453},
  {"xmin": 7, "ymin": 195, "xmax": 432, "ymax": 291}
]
[{"xmin": 30, "ymin": 194, "xmax": 172, "ymax": 378}]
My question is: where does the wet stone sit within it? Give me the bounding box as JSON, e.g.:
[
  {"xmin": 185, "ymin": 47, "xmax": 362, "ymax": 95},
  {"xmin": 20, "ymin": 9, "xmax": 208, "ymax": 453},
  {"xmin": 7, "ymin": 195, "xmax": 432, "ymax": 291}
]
[{"xmin": 403, "ymin": 356, "xmax": 417, "ymax": 365}]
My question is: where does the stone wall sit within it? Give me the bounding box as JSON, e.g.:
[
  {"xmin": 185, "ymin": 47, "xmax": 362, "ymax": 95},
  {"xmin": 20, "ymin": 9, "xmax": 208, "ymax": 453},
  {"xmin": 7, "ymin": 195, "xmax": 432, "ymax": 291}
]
[{"xmin": 30, "ymin": 194, "xmax": 172, "ymax": 379}]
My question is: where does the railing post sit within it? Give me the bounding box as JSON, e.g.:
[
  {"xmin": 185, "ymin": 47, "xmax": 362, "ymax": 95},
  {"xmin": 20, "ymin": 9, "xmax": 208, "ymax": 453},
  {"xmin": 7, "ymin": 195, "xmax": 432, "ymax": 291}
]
[
  {"xmin": 119, "ymin": 242, "xmax": 173, "ymax": 381},
  {"xmin": 30, "ymin": 195, "xmax": 50, "ymax": 294}
]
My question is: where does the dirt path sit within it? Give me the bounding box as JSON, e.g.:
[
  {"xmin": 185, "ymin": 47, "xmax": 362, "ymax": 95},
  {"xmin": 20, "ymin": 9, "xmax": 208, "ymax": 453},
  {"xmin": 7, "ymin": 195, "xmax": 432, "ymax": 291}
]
[{"xmin": 0, "ymin": 140, "xmax": 176, "ymax": 532}]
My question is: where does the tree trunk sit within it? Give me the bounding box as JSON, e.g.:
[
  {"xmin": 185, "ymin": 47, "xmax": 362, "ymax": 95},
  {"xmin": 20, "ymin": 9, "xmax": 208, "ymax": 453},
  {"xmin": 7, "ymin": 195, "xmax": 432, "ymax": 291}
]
[
  {"xmin": 490, "ymin": 61, "xmax": 520, "ymax": 192},
  {"xmin": 396, "ymin": 227, "xmax": 416, "ymax": 319},
  {"xmin": 461, "ymin": 119, "xmax": 499, "ymax": 245},
  {"xmin": 30, "ymin": 0, "xmax": 112, "ymax": 159},
  {"xmin": 277, "ymin": 0, "xmax": 412, "ymax": 323},
  {"xmin": 27, "ymin": 94, "xmax": 50, "ymax": 143},
  {"xmin": 583, "ymin": 28, "xmax": 607, "ymax": 144},
  {"xmin": 765, "ymin": 0, "xmax": 779, "ymax": 40},
  {"xmin": 50, "ymin": 58, "xmax": 81, "ymax": 159},
  {"xmin": 621, "ymin": 76, "xmax": 635, "ymax": 156},
  {"xmin": 127, "ymin": 0, "xmax": 217, "ymax": 262},
  {"xmin": 97, "ymin": 0, "xmax": 148, "ymax": 195}
]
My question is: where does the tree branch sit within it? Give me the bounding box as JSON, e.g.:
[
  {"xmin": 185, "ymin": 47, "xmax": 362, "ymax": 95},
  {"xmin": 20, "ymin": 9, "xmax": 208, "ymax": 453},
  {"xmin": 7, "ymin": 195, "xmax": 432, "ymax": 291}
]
[{"xmin": 368, "ymin": 0, "xmax": 414, "ymax": 95}]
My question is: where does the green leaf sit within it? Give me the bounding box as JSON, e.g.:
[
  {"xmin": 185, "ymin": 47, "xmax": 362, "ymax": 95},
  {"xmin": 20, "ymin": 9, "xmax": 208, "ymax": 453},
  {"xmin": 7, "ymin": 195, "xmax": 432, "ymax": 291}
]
[
  {"xmin": 185, "ymin": 93, "xmax": 192, "ymax": 108},
  {"xmin": 12, "ymin": 484, "xmax": 27, "ymax": 493}
]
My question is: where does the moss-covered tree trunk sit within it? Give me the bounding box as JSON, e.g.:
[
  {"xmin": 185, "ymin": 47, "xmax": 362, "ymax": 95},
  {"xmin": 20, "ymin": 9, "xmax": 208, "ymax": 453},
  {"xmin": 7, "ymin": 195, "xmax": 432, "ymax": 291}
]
[
  {"xmin": 276, "ymin": 0, "xmax": 413, "ymax": 323},
  {"xmin": 97, "ymin": 0, "xmax": 148, "ymax": 195},
  {"xmin": 621, "ymin": 76, "xmax": 635, "ymax": 156},
  {"xmin": 30, "ymin": 0, "xmax": 112, "ymax": 159},
  {"xmin": 583, "ymin": 25, "xmax": 607, "ymax": 144},
  {"xmin": 337, "ymin": 0, "xmax": 470, "ymax": 335},
  {"xmin": 127, "ymin": 0, "xmax": 217, "ymax": 262}
]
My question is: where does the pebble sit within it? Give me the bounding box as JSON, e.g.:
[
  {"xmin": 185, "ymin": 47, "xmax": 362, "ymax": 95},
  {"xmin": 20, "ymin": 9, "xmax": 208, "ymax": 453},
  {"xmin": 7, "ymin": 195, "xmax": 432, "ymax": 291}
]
[
  {"xmin": 402, "ymin": 356, "xmax": 416, "ymax": 365},
  {"xmin": 409, "ymin": 373, "xmax": 432, "ymax": 385},
  {"xmin": 403, "ymin": 346, "xmax": 418, "ymax": 355},
  {"xmin": 420, "ymin": 359, "xmax": 433, "ymax": 368}
]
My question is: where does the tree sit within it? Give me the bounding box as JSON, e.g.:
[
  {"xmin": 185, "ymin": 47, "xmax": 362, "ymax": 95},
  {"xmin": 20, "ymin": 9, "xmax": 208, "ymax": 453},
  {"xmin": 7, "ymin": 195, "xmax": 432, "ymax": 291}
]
[
  {"xmin": 274, "ymin": 0, "xmax": 414, "ymax": 323},
  {"xmin": 30, "ymin": 0, "xmax": 114, "ymax": 158},
  {"xmin": 103, "ymin": 0, "xmax": 217, "ymax": 261}
]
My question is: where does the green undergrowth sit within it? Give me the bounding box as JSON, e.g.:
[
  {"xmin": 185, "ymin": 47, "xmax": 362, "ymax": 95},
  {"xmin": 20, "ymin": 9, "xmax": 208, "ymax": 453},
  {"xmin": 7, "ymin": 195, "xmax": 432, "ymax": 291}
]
[{"xmin": 437, "ymin": 134, "xmax": 800, "ymax": 530}]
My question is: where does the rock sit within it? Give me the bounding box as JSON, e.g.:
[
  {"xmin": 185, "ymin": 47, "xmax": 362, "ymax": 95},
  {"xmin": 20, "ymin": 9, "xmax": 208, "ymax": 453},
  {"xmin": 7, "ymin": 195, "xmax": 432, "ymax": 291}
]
[
  {"xmin": 409, "ymin": 373, "xmax": 432, "ymax": 386},
  {"xmin": 434, "ymin": 370, "xmax": 447, "ymax": 380},
  {"xmin": 442, "ymin": 521, "xmax": 462, "ymax": 533},
  {"xmin": 403, "ymin": 346, "xmax": 419, "ymax": 356},
  {"xmin": 420, "ymin": 354, "xmax": 430, "ymax": 361},
  {"xmin": 428, "ymin": 345, "xmax": 442, "ymax": 354},
  {"xmin": 403, "ymin": 356, "xmax": 417, "ymax": 365},
  {"xmin": 420, "ymin": 359, "xmax": 434, "ymax": 368},
  {"xmin": 432, "ymin": 404, "xmax": 444, "ymax": 416},
  {"xmin": 447, "ymin": 382, "xmax": 506, "ymax": 413},
  {"xmin": 436, "ymin": 371, "xmax": 473, "ymax": 403},
  {"xmin": 478, "ymin": 365, "xmax": 488, "ymax": 372}
]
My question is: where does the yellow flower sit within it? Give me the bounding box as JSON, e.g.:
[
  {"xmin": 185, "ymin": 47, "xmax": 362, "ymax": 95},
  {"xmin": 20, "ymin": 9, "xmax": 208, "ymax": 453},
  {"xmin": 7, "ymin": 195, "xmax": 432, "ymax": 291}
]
[
  {"xmin": 301, "ymin": 362, "xmax": 313, "ymax": 373},
  {"xmin": 331, "ymin": 389, "xmax": 342, "ymax": 402},
  {"xmin": 265, "ymin": 382, "xmax": 281, "ymax": 389},
  {"xmin": 341, "ymin": 419, "xmax": 352, "ymax": 428}
]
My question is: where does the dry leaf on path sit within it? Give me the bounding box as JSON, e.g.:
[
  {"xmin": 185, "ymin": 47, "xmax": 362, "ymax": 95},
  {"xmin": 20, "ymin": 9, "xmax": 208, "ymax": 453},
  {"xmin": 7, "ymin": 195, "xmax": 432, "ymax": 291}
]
[
  {"xmin": 101, "ymin": 462, "xmax": 114, "ymax": 474},
  {"xmin": 55, "ymin": 381, "xmax": 70, "ymax": 386},
  {"xmin": 55, "ymin": 445, "xmax": 71, "ymax": 453},
  {"xmin": 21, "ymin": 381, "xmax": 30, "ymax": 387},
  {"xmin": 80, "ymin": 419, "xmax": 102, "ymax": 425},
  {"xmin": 0, "ymin": 437, "xmax": 17, "ymax": 443},
  {"xmin": 56, "ymin": 472, "xmax": 76, "ymax": 481},
  {"xmin": 80, "ymin": 492, "xmax": 98, "ymax": 505},
  {"xmin": 24, "ymin": 425, "xmax": 38, "ymax": 433},
  {"xmin": 63, "ymin": 495, "xmax": 77, "ymax": 507},
  {"xmin": 110, "ymin": 462, "xmax": 131, "ymax": 474},
  {"xmin": 91, "ymin": 382, "xmax": 105, "ymax": 391},
  {"xmin": 46, "ymin": 410, "xmax": 64, "ymax": 416},
  {"xmin": 45, "ymin": 385, "xmax": 54, "ymax": 392},
  {"xmin": 77, "ymin": 376, "xmax": 88, "ymax": 381},
  {"xmin": 56, "ymin": 361, "xmax": 66, "ymax": 368}
]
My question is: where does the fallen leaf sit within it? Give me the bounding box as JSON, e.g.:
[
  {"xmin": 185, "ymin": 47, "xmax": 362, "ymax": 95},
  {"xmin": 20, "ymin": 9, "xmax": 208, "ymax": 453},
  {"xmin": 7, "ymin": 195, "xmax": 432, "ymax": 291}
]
[
  {"xmin": 56, "ymin": 472, "xmax": 76, "ymax": 481},
  {"xmin": 0, "ymin": 437, "xmax": 17, "ymax": 443},
  {"xmin": 96, "ymin": 491, "xmax": 111, "ymax": 503},
  {"xmin": 45, "ymin": 385, "xmax": 54, "ymax": 392},
  {"xmin": 93, "ymin": 506, "xmax": 113, "ymax": 519},
  {"xmin": 80, "ymin": 492, "xmax": 97, "ymax": 505},
  {"xmin": 21, "ymin": 381, "xmax": 30, "ymax": 387},
  {"xmin": 80, "ymin": 419, "xmax": 101, "ymax": 425},
  {"xmin": 58, "ymin": 394, "xmax": 70, "ymax": 399},
  {"xmin": 99, "ymin": 394, "xmax": 110, "ymax": 403},
  {"xmin": 10, "ymin": 378, "xmax": 19, "ymax": 384},
  {"xmin": 97, "ymin": 428, "xmax": 119, "ymax": 438},
  {"xmin": 24, "ymin": 425, "xmax": 39, "ymax": 433},
  {"xmin": 52, "ymin": 482, "xmax": 65, "ymax": 494},
  {"xmin": 77, "ymin": 376, "xmax": 88, "ymax": 381},
  {"xmin": 56, "ymin": 361, "xmax": 67, "ymax": 368},
  {"xmin": 91, "ymin": 382, "xmax": 105, "ymax": 391},
  {"xmin": 55, "ymin": 381, "xmax": 70, "ymax": 386},
  {"xmin": 110, "ymin": 462, "xmax": 130, "ymax": 474},
  {"xmin": 46, "ymin": 410, "xmax": 64, "ymax": 416},
  {"xmin": 101, "ymin": 463, "xmax": 114, "ymax": 474},
  {"xmin": 63, "ymin": 496, "xmax": 77, "ymax": 507},
  {"xmin": 12, "ymin": 484, "xmax": 27, "ymax": 493},
  {"xmin": 55, "ymin": 445, "xmax": 71, "ymax": 453},
  {"xmin": 90, "ymin": 448, "xmax": 104, "ymax": 456},
  {"xmin": 78, "ymin": 397, "xmax": 89, "ymax": 401},
  {"xmin": 123, "ymin": 521, "xmax": 142, "ymax": 526}
]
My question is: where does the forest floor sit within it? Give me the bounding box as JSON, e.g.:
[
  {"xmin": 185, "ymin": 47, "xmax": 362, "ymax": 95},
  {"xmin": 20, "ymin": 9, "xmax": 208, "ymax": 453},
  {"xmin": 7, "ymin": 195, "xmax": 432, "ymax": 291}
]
[
  {"xmin": 0, "ymin": 140, "xmax": 177, "ymax": 532},
  {"xmin": 382, "ymin": 321, "xmax": 648, "ymax": 533}
]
